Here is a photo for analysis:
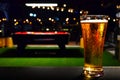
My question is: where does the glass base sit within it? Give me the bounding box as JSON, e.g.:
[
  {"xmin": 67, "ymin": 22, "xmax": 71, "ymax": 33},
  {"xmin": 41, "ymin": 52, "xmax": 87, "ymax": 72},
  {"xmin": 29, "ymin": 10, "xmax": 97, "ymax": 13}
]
[{"xmin": 82, "ymin": 67, "xmax": 104, "ymax": 78}]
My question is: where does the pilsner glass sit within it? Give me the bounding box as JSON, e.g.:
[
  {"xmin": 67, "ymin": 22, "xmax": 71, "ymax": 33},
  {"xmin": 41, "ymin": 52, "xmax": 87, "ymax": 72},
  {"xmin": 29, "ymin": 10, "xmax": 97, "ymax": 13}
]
[{"xmin": 80, "ymin": 15, "xmax": 108, "ymax": 78}]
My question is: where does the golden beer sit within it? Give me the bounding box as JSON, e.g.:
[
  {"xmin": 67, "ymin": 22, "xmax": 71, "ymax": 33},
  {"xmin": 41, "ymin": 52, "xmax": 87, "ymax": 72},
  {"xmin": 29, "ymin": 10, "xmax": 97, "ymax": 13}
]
[{"xmin": 80, "ymin": 15, "xmax": 108, "ymax": 78}]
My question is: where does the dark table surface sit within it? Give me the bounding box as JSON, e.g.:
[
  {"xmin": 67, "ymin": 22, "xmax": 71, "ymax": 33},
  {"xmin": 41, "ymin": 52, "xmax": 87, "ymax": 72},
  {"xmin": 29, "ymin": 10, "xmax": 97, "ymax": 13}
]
[{"xmin": 0, "ymin": 67, "xmax": 120, "ymax": 80}]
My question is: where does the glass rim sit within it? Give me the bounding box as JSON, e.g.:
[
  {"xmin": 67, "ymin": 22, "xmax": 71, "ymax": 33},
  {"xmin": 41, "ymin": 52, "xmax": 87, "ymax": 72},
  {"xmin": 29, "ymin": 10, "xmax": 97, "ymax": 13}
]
[{"xmin": 80, "ymin": 15, "xmax": 109, "ymax": 20}]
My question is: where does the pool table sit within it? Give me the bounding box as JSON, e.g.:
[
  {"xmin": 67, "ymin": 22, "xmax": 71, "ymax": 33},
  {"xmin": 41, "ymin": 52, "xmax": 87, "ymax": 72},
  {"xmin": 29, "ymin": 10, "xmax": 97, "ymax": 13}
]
[{"xmin": 12, "ymin": 31, "xmax": 70, "ymax": 52}]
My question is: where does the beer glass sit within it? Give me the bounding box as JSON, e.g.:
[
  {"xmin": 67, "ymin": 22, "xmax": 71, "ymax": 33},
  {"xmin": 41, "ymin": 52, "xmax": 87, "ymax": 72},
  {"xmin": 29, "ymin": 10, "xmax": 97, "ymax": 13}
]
[{"xmin": 80, "ymin": 15, "xmax": 108, "ymax": 78}]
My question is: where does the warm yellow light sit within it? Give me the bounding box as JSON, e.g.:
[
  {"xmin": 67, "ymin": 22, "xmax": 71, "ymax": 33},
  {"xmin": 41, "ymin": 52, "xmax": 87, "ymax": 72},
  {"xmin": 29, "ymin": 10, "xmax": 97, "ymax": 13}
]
[
  {"xmin": 116, "ymin": 18, "xmax": 119, "ymax": 21},
  {"xmin": 116, "ymin": 5, "xmax": 120, "ymax": 9},
  {"xmin": 14, "ymin": 19, "xmax": 17, "ymax": 22},
  {"xmin": 39, "ymin": 19, "xmax": 41, "ymax": 22},
  {"xmin": 40, "ymin": 22, "xmax": 43, "ymax": 24},
  {"xmin": 63, "ymin": 4, "xmax": 66, "ymax": 7},
  {"xmin": 32, "ymin": 6, "xmax": 35, "ymax": 8},
  {"xmin": 51, "ymin": 19, "xmax": 54, "ymax": 22},
  {"xmin": 76, "ymin": 22, "xmax": 79, "ymax": 24},
  {"xmin": 68, "ymin": 9, "xmax": 71, "ymax": 12},
  {"xmin": 108, "ymin": 17, "xmax": 110, "ymax": 20},
  {"xmin": 47, "ymin": 7, "xmax": 50, "ymax": 10},
  {"xmin": 2, "ymin": 18, "xmax": 7, "ymax": 21},
  {"xmin": 70, "ymin": 9, "xmax": 74, "ymax": 13},
  {"xmin": 51, "ymin": 7, "xmax": 55, "ymax": 10},
  {"xmin": 80, "ymin": 10, "xmax": 83, "ymax": 14},
  {"xmin": 56, "ymin": 7, "xmax": 59, "ymax": 11},
  {"xmin": 26, "ymin": 19, "xmax": 29, "ymax": 22},
  {"xmin": 66, "ymin": 18, "xmax": 69, "ymax": 21},
  {"xmin": 113, "ymin": 19, "xmax": 116, "ymax": 22},
  {"xmin": 14, "ymin": 22, "xmax": 19, "ymax": 26},
  {"xmin": 23, "ymin": 21, "xmax": 26, "ymax": 23},
  {"xmin": 66, "ymin": 21, "xmax": 69, "ymax": 24},
  {"xmin": 37, "ymin": 18, "xmax": 41, "ymax": 22},
  {"xmin": 73, "ymin": 18, "xmax": 76, "ymax": 20},
  {"xmin": 68, "ymin": 9, "xmax": 73, "ymax": 13},
  {"xmin": 48, "ymin": 18, "xmax": 52, "ymax": 21},
  {"xmin": 61, "ymin": 8, "xmax": 64, "ymax": 12},
  {"xmin": 38, "ymin": 6, "xmax": 40, "ymax": 8},
  {"xmin": 37, "ymin": 18, "xmax": 39, "ymax": 20},
  {"xmin": 29, "ymin": 22, "xmax": 32, "ymax": 25},
  {"xmin": 25, "ymin": 3, "xmax": 58, "ymax": 7},
  {"xmin": 46, "ymin": 28, "xmax": 50, "ymax": 31},
  {"xmin": 42, "ymin": 6, "xmax": 45, "ymax": 9}
]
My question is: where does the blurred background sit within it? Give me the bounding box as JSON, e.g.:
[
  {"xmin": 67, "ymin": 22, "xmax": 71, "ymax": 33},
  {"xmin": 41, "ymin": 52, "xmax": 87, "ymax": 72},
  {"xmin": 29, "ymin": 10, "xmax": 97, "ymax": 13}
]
[
  {"xmin": 0, "ymin": 0, "xmax": 119, "ymax": 41},
  {"xmin": 0, "ymin": 0, "xmax": 120, "ymax": 59}
]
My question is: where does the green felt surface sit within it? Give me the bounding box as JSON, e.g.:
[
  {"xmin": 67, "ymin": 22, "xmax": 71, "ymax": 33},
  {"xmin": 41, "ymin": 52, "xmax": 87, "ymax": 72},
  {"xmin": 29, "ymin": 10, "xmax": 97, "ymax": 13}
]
[{"xmin": 0, "ymin": 47, "xmax": 120, "ymax": 67}]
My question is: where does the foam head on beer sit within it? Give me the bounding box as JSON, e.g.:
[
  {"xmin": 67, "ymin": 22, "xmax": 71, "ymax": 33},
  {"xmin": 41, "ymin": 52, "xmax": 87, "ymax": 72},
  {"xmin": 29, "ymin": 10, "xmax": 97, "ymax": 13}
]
[{"xmin": 80, "ymin": 20, "xmax": 108, "ymax": 23}]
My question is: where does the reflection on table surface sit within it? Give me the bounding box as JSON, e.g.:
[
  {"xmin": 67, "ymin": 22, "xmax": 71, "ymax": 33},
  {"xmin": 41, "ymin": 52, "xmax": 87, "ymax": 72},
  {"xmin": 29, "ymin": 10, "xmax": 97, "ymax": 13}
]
[{"xmin": 0, "ymin": 67, "xmax": 120, "ymax": 80}]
